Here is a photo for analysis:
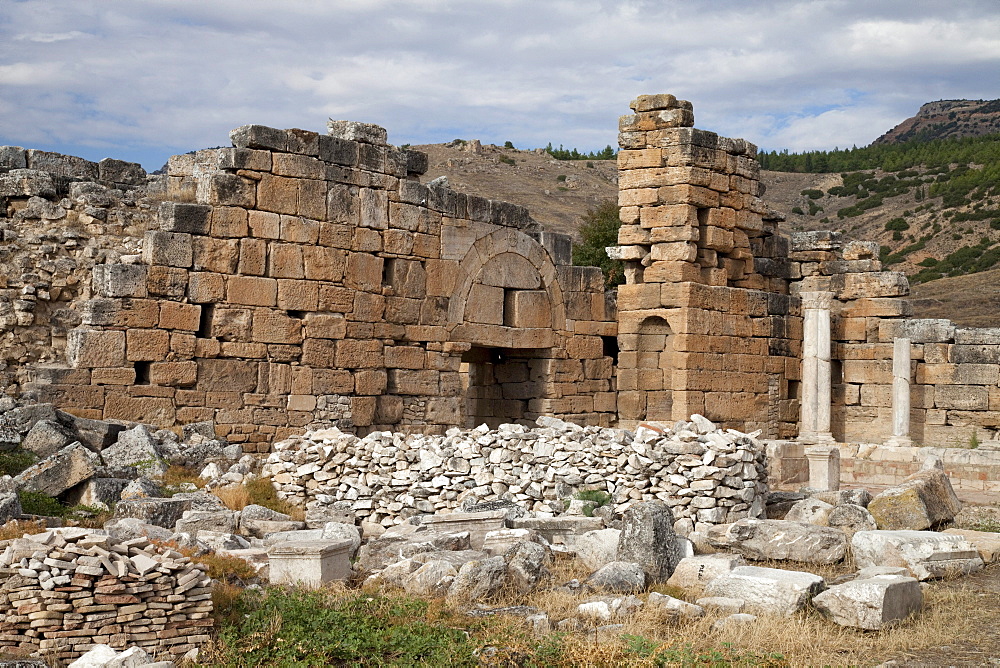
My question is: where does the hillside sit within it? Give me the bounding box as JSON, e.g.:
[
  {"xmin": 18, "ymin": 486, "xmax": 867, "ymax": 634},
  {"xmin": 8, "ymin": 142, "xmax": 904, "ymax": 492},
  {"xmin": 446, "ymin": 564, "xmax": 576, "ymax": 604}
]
[
  {"xmin": 414, "ymin": 140, "xmax": 617, "ymax": 238},
  {"xmin": 873, "ymin": 99, "xmax": 1000, "ymax": 145}
]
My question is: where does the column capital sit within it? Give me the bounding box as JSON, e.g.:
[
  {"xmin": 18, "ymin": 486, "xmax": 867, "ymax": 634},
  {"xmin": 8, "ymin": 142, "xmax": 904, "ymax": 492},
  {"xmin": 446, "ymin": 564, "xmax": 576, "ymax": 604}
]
[{"xmin": 800, "ymin": 291, "xmax": 834, "ymax": 310}]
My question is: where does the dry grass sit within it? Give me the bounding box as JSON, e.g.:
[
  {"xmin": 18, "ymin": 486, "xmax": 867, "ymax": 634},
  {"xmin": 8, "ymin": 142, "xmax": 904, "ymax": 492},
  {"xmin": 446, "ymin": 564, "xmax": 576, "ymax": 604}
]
[
  {"xmin": 212, "ymin": 485, "xmax": 252, "ymax": 512},
  {"xmin": 0, "ymin": 519, "xmax": 46, "ymax": 541},
  {"xmin": 160, "ymin": 464, "xmax": 206, "ymax": 490}
]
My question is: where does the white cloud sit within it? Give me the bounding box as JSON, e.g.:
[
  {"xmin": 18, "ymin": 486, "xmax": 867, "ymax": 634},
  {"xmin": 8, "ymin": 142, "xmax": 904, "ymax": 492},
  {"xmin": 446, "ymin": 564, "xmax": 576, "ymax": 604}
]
[{"xmin": 2, "ymin": 0, "xmax": 1000, "ymax": 167}]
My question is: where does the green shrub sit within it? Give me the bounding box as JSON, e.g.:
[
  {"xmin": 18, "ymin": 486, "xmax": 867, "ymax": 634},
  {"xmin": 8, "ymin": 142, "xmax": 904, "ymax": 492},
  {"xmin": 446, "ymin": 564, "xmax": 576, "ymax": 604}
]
[
  {"xmin": 0, "ymin": 449, "xmax": 36, "ymax": 476},
  {"xmin": 800, "ymin": 189, "xmax": 823, "ymax": 199},
  {"xmin": 572, "ymin": 200, "xmax": 624, "ymax": 288},
  {"xmin": 18, "ymin": 491, "xmax": 65, "ymax": 517},
  {"xmin": 556, "ymin": 174, "xmax": 567, "ymax": 182},
  {"xmin": 498, "ymin": 155, "xmax": 515, "ymax": 166},
  {"xmin": 503, "ymin": 141, "xmax": 514, "ymax": 149},
  {"xmin": 791, "ymin": 206, "xmax": 804, "ymax": 215},
  {"xmin": 885, "ymin": 217, "xmax": 910, "ymax": 232}
]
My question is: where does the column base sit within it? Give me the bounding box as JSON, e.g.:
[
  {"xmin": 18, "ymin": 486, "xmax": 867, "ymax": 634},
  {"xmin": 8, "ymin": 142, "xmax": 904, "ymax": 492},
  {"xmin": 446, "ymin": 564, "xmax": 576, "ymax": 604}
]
[
  {"xmin": 797, "ymin": 431, "xmax": 836, "ymax": 444},
  {"xmin": 885, "ymin": 436, "xmax": 912, "ymax": 447}
]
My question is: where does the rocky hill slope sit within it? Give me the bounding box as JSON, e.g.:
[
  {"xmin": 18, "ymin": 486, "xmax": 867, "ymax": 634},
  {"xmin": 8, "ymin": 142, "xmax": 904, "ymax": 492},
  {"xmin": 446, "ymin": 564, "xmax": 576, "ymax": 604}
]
[{"xmin": 873, "ymin": 99, "xmax": 1000, "ymax": 144}]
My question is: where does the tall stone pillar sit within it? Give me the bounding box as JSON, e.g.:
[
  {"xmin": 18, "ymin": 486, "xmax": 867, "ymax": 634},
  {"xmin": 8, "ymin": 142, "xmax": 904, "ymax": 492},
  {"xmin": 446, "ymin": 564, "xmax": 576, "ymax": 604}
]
[
  {"xmin": 886, "ymin": 337, "xmax": 912, "ymax": 446},
  {"xmin": 798, "ymin": 291, "xmax": 835, "ymax": 443}
]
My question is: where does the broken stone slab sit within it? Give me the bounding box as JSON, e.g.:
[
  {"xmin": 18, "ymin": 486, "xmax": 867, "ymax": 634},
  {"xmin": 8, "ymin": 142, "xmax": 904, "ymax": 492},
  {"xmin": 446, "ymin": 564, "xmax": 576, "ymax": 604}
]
[
  {"xmin": 666, "ymin": 553, "xmax": 746, "ymax": 590},
  {"xmin": 171, "ymin": 490, "xmax": 227, "ymax": 511},
  {"xmin": 55, "ymin": 410, "xmax": 125, "ymax": 452},
  {"xmin": 120, "ymin": 477, "xmax": 164, "ymax": 500},
  {"xmin": 647, "ymin": 592, "xmax": 704, "ymax": 617},
  {"xmin": 575, "ymin": 528, "xmax": 622, "ymax": 570},
  {"xmin": 104, "ymin": 518, "xmax": 174, "ymax": 544},
  {"xmin": 62, "ymin": 477, "xmax": 131, "ymax": 511},
  {"xmin": 827, "ymin": 503, "xmax": 877, "ymax": 535},
  {"xmin": 402, "ymin": 559, "xmax": 457, "ymax": 597},
  {"xmin": 2, "ymin": 403, "xmax": 58, "ymax": 434},
  {"xmin": 867, "ymin": 466, "xmax": 962, "ymax": 531},
  {"xmin": 14, "ymin": 441, "xmax": 100, "ymax": 497},
  {"xmin": 20, "ymin": 419, "xmax": 75, "ymax": 458},
  {"xmin": 695, "ymin": 596, "xmax": 745, "ymax": 614},
  {"xmin": 174, "ymin": 509, "xmax": 239, "ymax": 537},
  {"xmin": 112, "ymin": 497, "xmax": 190, "ymax": 529},
  {"xmin": 812, "ymin": 576, "xmax": 922, "ymax": 630},
  {"xmin": 420, "ymin": 510, "xmax": 508, "ymax": 550},
  {"xmin": 704, "ymin": 566, "xmax": 826, "ymax": 616},
  {"xmin": 268, "ymin": 539, "xmax": 354, "ymax": 587},
  {"xmin": 506, "ymin": 540, "xmax": 550, "ymax": 593},
  {"xmin": 813, "ymin": 488, "xmax": 873, "ymax": 508},
  {"xmin": 585, "ymin": 561, "xmax": 647, "ymax": 593},
  {"xmin": 447, "ymin": 555, "xmax": 507, "ymax": 602},
  {"xmin": 100, "ymin": 425, "xmax": 168, "ymax": 477},
  {"xmin": 239, "ymin": 504, "xmax": 295, "ymax": 537},
  {"xmin": 411, "ymin": 550, "xmax": 489, "ymax": 568},
  {"xmin": 852, "ymin": 530, "xmax": 984, "ymax": 580},
  {"xmin": 481, "ymin": 527, "xmax": 546, "ymax": 557},
  {"xmin": 942, "ymin": 528, "xmax": 1000, "ymax": 563},
  {"xmin": 784, "ymin": 498, "xmax": 834, "ymax": 526},
  {"xmin": 198, "ymin": 531, "xmax": 251, "ymax": 551},
  {"xmin": 509, "ymin": 516, "xmax": 604, "ymax": 547},
  {"xmin": 356, "ymin": 528, "xmax": 472, "ymax": 571},
  {"xmin": 706, "ymin": 519, "xmax": 847, "ymax": 565},
  {"xmin": 0, "ymin": 492, "xmax": 22, "ymax": 525},
  {"xmin": 617, "ymin": 501, "xmax": 680, "ymax": 582}
]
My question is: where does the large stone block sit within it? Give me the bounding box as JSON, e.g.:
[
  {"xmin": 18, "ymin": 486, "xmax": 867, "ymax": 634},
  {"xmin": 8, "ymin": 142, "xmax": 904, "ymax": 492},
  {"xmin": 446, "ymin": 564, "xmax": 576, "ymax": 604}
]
[
  {"xmin": 703, "ymin": 565, "xmax": 825, "ymax": 616},
  {"xmin": 666, "ymin": 553, "xmax": 746, "ymax": 590},
  {"xmin": 14, "ymin": 442, "xmax": 99, "ymax": 497},
  {"xmin": 617, "ymin": 501, "xmax": 680, "ymax": 582},
  {"xmin": 67, "ymin": 328, "xmax": 126, "ymax": 368},
  {"xmin": 92, "ymin": 264, "xmax": 148, "ymax": 298},
  {"xmin": 852, "ymin": 530, "xmax": 983, "ymax": 580},
  {"xmin": 868, "ymin": 465, "xmax": 962, "ymax": 531},
  {"xmin": 706, "ymin": 519, "xmax": 847, "ymax": 565},
  {"xmin": 503, "ymin": 290, "xmax": 551, "ymax": 329},
  {"xmin": 812, "ymin": 576, "xmax": 922, "ymax": 630}
]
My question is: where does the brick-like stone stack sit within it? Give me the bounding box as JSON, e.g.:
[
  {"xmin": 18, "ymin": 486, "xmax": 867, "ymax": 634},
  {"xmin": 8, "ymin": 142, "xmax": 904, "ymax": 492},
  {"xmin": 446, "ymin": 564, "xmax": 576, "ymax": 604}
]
[
  {"xmin": 34, "ymin": 120, "xmax": 616, "ymax": 447},
  {"xmin": 0, "ymin": 528, "xmax": 211, "ymax": 663},
  {"xmin": 612, "ymin": 94, "xmax": 800, "ymax": 437}
]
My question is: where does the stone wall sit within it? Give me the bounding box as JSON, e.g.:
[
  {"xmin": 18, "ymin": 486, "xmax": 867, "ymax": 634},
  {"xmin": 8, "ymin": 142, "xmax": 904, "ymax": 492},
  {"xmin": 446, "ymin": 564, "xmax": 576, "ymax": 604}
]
[
  {"xmin": 28, "ymin": 122, "xmax": 615, "ymax": 449},
  {"xmin": 0, "ymin": 149, "xmax": 159, "ymax": 396}
]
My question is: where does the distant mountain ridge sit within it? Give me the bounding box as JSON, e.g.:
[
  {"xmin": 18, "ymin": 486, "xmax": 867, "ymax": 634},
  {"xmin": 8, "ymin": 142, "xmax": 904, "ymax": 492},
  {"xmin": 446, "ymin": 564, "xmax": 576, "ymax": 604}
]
[{"xmin": 873, "ymin": 99, "xmax": 1000, "ymax": 144}]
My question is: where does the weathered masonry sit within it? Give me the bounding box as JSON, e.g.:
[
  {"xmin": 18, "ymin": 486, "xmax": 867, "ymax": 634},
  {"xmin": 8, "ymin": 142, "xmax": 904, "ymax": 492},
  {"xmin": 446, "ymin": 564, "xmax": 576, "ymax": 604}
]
[
  {"xmin": 17, "ymin": 122, "xmax": 615, "ymax": 449},
  {"xmin": 5, "ymin": 94, "xmax": 1000, "ymax": 451}
]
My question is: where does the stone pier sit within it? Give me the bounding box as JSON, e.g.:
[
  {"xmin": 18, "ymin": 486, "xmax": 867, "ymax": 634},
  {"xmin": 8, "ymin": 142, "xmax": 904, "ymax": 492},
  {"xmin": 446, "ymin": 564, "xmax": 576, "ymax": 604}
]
[{"xmin": 887, "ymin": 337, "xmax": 912, "ymax": 446}]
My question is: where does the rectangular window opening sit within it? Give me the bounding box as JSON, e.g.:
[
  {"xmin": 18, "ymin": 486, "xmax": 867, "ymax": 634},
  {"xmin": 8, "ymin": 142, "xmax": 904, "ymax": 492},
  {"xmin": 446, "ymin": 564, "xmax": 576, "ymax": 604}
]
[
  {"xmin": 134, "ymin": 361, "xmax": 151, "ymax": 386},
  {"xmin": 197, "ymin": 304, "xmax": 215, "ymax": 339}
]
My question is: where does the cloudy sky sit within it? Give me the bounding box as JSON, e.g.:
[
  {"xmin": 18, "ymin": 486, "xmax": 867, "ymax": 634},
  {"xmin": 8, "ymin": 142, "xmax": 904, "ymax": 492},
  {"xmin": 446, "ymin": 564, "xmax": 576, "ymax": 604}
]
[{"xmin": 2, "ymin": 0, "xmax": 1000, "ymax": 171}]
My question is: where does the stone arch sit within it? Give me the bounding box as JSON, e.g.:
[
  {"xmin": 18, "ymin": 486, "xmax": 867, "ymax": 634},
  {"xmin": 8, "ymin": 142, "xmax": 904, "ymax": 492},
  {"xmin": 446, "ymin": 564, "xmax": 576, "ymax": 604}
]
[{"xmin": 448, "ymin": 228, "xmax": 566, "ymax": 345}]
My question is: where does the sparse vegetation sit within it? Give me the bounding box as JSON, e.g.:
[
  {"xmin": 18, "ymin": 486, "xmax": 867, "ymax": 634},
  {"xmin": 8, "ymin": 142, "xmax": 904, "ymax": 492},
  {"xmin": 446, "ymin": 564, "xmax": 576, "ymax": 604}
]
[
  {"xmin": 499, "ymin": 155, "xmax": 516, "ymax": 166},
  {"xmin": 0, "ymin": 449, "xmax": 36, "ymax": 476},
  {"xmin": 572, "ymin": 200, "xmax": 624, "ymax": 288},
  {"xmin": 545, "ymin": 142, "xmax": 616, "ymax": 161}
]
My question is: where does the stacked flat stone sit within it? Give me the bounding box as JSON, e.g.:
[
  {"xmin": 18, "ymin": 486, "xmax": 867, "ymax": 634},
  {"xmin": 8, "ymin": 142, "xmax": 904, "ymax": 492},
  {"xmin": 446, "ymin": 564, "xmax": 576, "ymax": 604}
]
[
  {"xmin": 0, "ymin": 527, "xmax": 211, "ymax": 663},
  {"xmin": 260, "ymin": 415, "xmax": 767, "ymax": 533}
]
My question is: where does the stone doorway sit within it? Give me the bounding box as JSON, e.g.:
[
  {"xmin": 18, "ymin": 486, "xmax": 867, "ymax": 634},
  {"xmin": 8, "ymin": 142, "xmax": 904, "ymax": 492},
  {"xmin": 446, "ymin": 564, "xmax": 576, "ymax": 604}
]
[{"xmin": 460, "ymin": 346, "xmax": 549, "ymax": 429}]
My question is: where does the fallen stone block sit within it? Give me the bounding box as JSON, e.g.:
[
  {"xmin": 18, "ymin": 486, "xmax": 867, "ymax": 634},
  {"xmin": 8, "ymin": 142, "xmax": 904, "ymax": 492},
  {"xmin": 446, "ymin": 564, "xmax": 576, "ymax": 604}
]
[
  {"xmin": 827, "ymin": 503, "xmax": 877, "ymax": 535},
  {"xmin": 239, "ymin": 504, "xmax": 296, "ymax": 537},
  {"xmin": 812, "ymin": 576, "xmax": 922, "ymax": 630},
  {"xmin": 785, "ymin": 498, "xmax": 834, "ymax": 526},
  {"xmin": 852, "ymin": 530, "xmax": 984, "ymax": 580},
  {"xmin": 20, "ymin": 419, "xmax": 75, "ymax": 459},
  {"xmin": 867, "ymin": 464, "xmax": 962, "ymax": 531},
  {"xmin": 481, "ymin": 527, "xmax": 545, "ymax": 557},
  {"xmin": 943, "ymin": 528, "xmax": 1000, "ymax": 563},
  {"xmin": 509, "ymin": 516, "xmax": 604, "ymax": 547},
  {"xmin": 63, "ymin": 477, "xmax": 131, "ymax": 511},
  {"xmin": 704, "ymin": 566, "xmax": 825, "ymax": 616},
  {"xmin": 55, "ymin": 410, "xmax": 125, "ymax": 452},
  {"xmin": 14, "ymin": 442, "xmax": 100, "ymax": 497},
  {"xmin": 100, "ymin": 425, "xmax": 168, "ymax": 477},
  {"xmin": 575, "ymin": 528, "xmax": 622, "ymax": 570},
  {"xmin": 402, "ymin": 559, "xmax": 457, "ymax": 597},
  {"xmin": 695, "ymin": 596, "xmax": 745, "ymax": 614},
  {"xmin": 706, "ymin": 519, "xmax": 847, "ymax": 565},
  {"xmin": 174, "ymin": 509, "xmax": 239, "ymax": 537},
  {"xmin": 647, "ymin": 592, "xmax": 704, "ymax": 617},
  {"xmin": 0, "ymin": 492, "xmax": 21, "ymax": 524},
  {"xmin": 356, "ymin": 527, "xmax": 472, "ymax": 571},
  {"xmin": 420, "ymin": 509, "xmax": 508, "ymax": 550},
  {"xmin": 617, "ymin": 501, "xmax": 680, "ymax": 582},
  {"xmin": 447, "ymin": 555, "xmax": 507, "ymax": 602},
  {"xmin": 666, "ymin": 553, "xmax": 746, "ymax": 590},
  {"xmin": 585, "ymin": 561, "xmax": 647, "ymax": 593},
  {"xmin": 712, "ymin": 613, "xmax": 757, "ymax": 629},
  {"xmin": 268, "ymin": 539, "xmax": 354, "ymax": 587},
  {"xmin": 505, "ymin": 540, "xmax": 550, "ymax": 593},
  {"xmin": 112, "ymin": 497, "xmax": 190, "ymax": 529}
]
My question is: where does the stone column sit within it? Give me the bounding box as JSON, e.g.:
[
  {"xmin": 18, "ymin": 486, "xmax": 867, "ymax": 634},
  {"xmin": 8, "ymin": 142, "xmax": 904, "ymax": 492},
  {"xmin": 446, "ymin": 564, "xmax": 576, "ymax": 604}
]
[
  {"xmin": 886, "ymin": 337, "xmax": 912, "ymax": 446},
  {"xmin": 804, "ymin": 445, "xmax": 840, "ymax": 492},
  {"xmin": 798, "ymin": 291, "xmax": 835, "ymax": 443}
]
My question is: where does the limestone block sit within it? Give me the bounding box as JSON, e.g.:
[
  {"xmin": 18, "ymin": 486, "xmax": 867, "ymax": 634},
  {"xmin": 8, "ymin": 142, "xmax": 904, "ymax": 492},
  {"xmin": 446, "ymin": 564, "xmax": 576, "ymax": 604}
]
[
  {"xmin": 303, "ymin": 246, "xmax": 346, "ymax": 281},
  {"xmin": 575, "ymin": 529, "xmax": 622, "ymax": 570},
  {"xmin": 257, "ymin": 173, "xmax": 299, "ymax": 215},
  {"xmin": 142, "ymin": 230, "xmax": 193, "ymax": 268},
  {"xmin": 230, "ymin": 124, "xmax": 289, "ymax": 151},
  {"xmin": 784, "ymin": 498, "xmax": 834, "ymax": 526},
  {"xmin": 851, "ymin": 530, "xmax": 983, "ymax": 580},
  {"xmin": 268, "ymin": 539, "xmax": 353, "ymax": 586},
  {"xmin": 827, "ymin": 504, "xmax": 877, "ymax": 535},
  {"xmin": 159, "ymin": 302, "xmax": 200, "ymax": 331},
  {"xmin": 201, "ymin": 173, "xmax": 256, "ymax": 207},
  {"xmin": 585, "ymin": 561, "xmax": 647, "ymax": 593},
  {"xmin": 197, "ymin": 358, "xmax": 259, "ymax": 393},
  {"xmin": 304, "ymin": 313, "xmax": 347, "ymax": 340},
  {"xmin": 14, "ymin": 442, "xmax": 100, "ymax": 497},
  {"xmin": 812, "ymin": 576, "xmax": 921, "ymax": 630},
  {"xmin": 158, "ymin": 201, "xmax": 211, "ymax": 234},
  {"xmin": 344, "ymin": 252, "xmax": 384, "ymax": 292},
  {"xmin": 67, "ymin": 328, "xmax": 126, "ymax": 368},
  {"xmin": 360, "ymin": 188, "xmax": 388, "ymax": 229},
  {"xmin": 0, "ymin": 168, "xmax": 56, "ymax": 197},
  {"xmin": 617, "ymin": 501, "xmax": 680, "ymax": 582},
  {"xmin": 917, "ymin": 363, "xmax": 998, "ymax": 385},
  {"xmin": 21, "ymin": 419, "xmax": 75, "ymax": 459},
  {"xmin": 208, "ymin": 206, "xmax": 248, "ymax": 238},
  {"xmin": 149, "ymin": 361, "xmax": 197, "ymax": 386},
  {"xmin": 126, "ymin": 328, "xmax": 170, "ymax": 362},
  {"xmin": 0, "ymin": 145, "xmax": 26, "ymax": 169},
  {"xmin": 147, "ymin": 265, "xmax": 190, "ymax": 298},
  {"xmin": 503, "ymin": 290, "xmax": 551, "ymax": 329},
  {"xmin": 327, "ymin": 119, "xmax": 387, "ymax": 145},
  {"xmin": 387, "ymin": 369, "xmax": 438, "ymax": 395},
  {"xmin": 706, "ymin": 519, "xmax": 847, "ymax": 565},
  {"xmin": 27, "ymin": 149, "xmax": 99, "ymax": 178},
  {"xmin": 252, "ymin": 311, "xmax": 302, "ymax": 344},
  {"xmin": 216, "ymin": 146, "xmax": 272, "ymax": 171},
  {"xmin": 665, "ymin": 553, "xmax": 746, "ymax": 590},
  {"xmin": 643, "ymin": 261, "xmax": 702, "ymax": 283},
  {"xmin": 103, "ymin": 394, "xmax": 175, "ymax": 424},
  {"xmin": 268, "ymin": 243, "xmax": 305, "ymax": 279},
  {"xmin": 277, "ymin": 279, "xmax": 319, "ymax": 311},
  {"xmin": 942, "ymin": 528, "xmax": 1000, "ymax": 563},
  {"xmin": 188, "ymin": 272, "xmax": 225, "ymax": 304},
  {"xmin": 319, "ymin": 134, "xmax": 359, "ymax": 165},
  {"xmin": 465, "ymin": 284, "xmax": 505, "ymax": 325},
  {"xmin": 336, "ymin": 339, "xmax": 383, "ymax": 368},
  {"xmin": 703, "ymin": 565, "xmax": 825, "ymax": 616},
  {"xmin": 867, "ymin": 467, "xmax": 962, "ymax": 530},
  {"xmin": 92, "ymin": 264, "xmax": 148, "ymax": 299},
  {"xmin": 650, "ymin": 241, "xmax": 697, "ymax": 262},
  {"xmin": 879, "ymin": 318, "xmax": 954, "ymax": 344},
  {"xmin": 227, "ymin": 276, "xmax": 278, "ymax": 307},
  {"xmin": 833, "ymin": 272, "xmax": 909, "ymax": 300}
]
